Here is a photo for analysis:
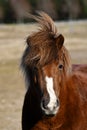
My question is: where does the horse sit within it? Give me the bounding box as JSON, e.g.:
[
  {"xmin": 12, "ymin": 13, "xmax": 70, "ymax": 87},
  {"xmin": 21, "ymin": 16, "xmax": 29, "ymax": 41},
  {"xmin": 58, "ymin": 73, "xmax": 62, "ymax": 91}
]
[
  {"xmin": 21, "ymin": 12, "xmax": 87, "ymax": 130},
  {"xmin": 72, "ymin": 64, "xmax": 87, "ymax": 74}
]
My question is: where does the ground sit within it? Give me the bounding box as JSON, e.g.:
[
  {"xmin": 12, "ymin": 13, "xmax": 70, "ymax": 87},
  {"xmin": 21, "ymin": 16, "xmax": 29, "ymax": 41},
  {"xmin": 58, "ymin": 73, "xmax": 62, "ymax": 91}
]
[{"xmin": 0, "ymin": 21, "xmax": 87, "ymax": 130}]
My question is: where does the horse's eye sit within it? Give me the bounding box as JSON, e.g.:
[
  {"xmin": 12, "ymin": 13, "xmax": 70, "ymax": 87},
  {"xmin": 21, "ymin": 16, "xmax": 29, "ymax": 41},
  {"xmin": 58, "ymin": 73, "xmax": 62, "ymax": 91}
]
[{"xmin": 58, "ymin": 64, "xmax": 63, "ymax": 70}]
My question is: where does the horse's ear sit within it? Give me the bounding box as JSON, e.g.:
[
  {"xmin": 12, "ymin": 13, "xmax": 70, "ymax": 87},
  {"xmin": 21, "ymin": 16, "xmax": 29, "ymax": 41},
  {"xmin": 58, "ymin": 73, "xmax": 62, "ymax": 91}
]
[{"xmin": 55, "ymin": 34, "xmax": 64, "ymax": 50}]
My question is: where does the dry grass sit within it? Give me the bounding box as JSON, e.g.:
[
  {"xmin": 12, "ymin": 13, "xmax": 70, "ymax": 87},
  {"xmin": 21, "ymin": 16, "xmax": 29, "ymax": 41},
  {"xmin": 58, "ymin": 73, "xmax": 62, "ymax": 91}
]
[
  {"xmin": 0, "ymin": 21, "xmax": 87, "ymax": 130},
  {"xmin": 0, "ymin": 60, "xmax": 25, "ymax": 130}
]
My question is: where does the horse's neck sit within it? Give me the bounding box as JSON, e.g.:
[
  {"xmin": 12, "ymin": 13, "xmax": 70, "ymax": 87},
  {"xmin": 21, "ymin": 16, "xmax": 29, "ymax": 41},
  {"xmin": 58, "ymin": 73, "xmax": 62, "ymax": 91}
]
[{"xmin": 58, "ymin": 74, "xmax": 83, "ymax": 125}]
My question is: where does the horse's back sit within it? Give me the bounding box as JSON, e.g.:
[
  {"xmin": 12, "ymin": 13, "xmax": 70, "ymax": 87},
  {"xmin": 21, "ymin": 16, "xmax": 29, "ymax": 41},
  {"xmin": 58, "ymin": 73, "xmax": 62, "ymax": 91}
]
[
  {"xmin": 72, "ymin": 65, "xmax": 87, "ymax": 100},
  {"xmin": 72, "ymin": 64, "xmax": 87, "ymax": 74}
]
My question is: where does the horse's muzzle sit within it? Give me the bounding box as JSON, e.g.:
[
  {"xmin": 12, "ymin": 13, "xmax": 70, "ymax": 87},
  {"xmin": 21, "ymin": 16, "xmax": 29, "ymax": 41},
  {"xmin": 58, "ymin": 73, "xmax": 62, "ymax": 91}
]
[{"xmin": 41, "ymin": 98, "xmax": 60, "ymax": 116}]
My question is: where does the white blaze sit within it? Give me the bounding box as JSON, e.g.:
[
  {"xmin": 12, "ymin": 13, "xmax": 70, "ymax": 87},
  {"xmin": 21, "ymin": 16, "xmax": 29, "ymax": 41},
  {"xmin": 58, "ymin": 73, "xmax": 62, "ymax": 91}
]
[{"xmin": 45, "ymin": 76, "xmax": 57, "ymax": 111}]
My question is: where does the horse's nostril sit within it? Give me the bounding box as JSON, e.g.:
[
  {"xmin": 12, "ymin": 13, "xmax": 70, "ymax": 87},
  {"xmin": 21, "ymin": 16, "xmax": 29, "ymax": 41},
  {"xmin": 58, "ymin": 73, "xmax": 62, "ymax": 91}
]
[
  {"xmin": 56, "ymin": 99, "xmax": 60, "ymax": 107},
  {"xmin": 42, "ymin": 100, "xmax": 48, "ymax": 109},
  {"xmin": 41, "ymin": 97, "xmax": 50, "ymax": 109}
]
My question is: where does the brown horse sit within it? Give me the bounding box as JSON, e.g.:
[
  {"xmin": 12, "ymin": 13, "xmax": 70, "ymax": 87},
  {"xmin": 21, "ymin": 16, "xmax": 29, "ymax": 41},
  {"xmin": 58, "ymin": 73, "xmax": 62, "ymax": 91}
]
[
  {"xmin": 73, "ymin": 64, "xmax": 87, "ymax": 74},
  {"xmin": 21, "ymin": 12, "xmax": 87, "ymax": 130}
]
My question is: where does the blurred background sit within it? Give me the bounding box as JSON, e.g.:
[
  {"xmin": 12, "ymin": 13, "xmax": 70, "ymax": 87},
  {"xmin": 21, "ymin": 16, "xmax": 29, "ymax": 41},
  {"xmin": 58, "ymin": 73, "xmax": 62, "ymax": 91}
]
[
  {"xmin": 0, "ymin": 0, "xmax": 87, "ymax": 23},
  {"xmin": 0, "ymin": 0, "xmax": 87, "ymax": 130}
]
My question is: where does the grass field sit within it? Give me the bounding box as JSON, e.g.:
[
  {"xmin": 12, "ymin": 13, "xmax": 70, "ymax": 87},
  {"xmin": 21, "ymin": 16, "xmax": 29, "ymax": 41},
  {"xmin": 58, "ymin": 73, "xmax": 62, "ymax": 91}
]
[{"xmin": 0, "ymin": 21, "xmax": 87, "ymax": 130}]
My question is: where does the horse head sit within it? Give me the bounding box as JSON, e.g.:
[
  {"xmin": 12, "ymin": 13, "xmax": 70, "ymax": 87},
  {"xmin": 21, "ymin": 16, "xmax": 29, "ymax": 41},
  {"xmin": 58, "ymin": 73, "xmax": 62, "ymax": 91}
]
[{"xmin": 22, "ymin": 12, "xmax": 71, "ymax": 116}]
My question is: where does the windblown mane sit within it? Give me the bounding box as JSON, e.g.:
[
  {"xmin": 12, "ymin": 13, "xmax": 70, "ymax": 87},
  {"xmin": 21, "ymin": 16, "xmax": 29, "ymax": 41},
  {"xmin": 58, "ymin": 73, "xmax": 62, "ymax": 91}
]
[{"xmin": 22, "ymin": 12, "xmax": 71, "ymax": 72}]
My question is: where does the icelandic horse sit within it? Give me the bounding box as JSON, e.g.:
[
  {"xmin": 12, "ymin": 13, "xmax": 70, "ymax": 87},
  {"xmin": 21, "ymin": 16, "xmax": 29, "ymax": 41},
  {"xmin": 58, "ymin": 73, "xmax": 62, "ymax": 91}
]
[{"xmin": 21, "ymin": 12, "xmax": 87, "ymax": 130}]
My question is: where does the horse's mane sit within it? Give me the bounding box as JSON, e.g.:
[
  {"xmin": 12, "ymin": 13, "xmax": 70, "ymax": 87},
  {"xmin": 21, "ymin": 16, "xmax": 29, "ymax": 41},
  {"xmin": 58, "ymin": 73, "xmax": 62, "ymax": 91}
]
[{"xmin": 22, "ymin": 12, "xmax": 71, "ymax": 73}]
